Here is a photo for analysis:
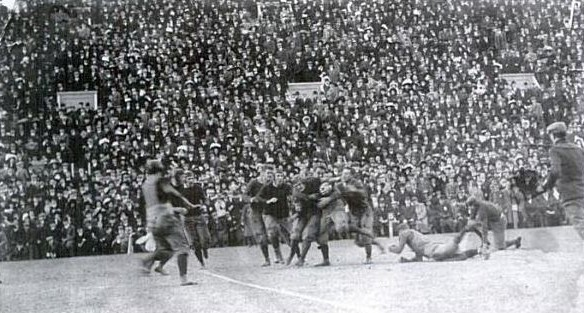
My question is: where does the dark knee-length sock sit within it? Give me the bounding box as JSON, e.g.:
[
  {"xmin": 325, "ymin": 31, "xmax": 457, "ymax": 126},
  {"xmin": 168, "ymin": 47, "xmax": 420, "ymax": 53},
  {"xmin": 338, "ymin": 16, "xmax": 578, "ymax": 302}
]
[
  {"xmin": 177, "ymin": 253, "xmax": 188, "ymax": 277},
  {"xmin": 260, "ymin": 243, "xmax": 270, "ymax": 262},
  {"xmin": 365, "ymin": 244, "xmax": 372, "ymax": 258}
]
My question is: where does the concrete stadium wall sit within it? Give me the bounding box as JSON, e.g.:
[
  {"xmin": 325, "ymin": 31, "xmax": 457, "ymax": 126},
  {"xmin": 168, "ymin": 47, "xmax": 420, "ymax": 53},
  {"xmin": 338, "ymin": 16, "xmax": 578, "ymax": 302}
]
[{"xmin": 459, "ymin": 226, "xmax": 584, "ymax": 253}]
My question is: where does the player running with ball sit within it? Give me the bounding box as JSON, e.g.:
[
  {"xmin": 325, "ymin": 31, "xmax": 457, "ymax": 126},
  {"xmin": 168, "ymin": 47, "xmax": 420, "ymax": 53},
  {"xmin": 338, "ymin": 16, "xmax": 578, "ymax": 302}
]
[{"xmin": 335, "ymin": 168, "xmax": 386, "ymax": 264}]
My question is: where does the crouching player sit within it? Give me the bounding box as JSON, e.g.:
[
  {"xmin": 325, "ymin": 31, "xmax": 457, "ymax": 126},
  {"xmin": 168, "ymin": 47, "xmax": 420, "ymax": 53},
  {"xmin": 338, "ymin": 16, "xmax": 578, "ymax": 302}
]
[
  {"xmin": 465, "ymin": 196, "xmax": 521, "ymax": 252},
  {"xmin": 389, "ymin": 223, "xmax": 481, "ymax": 262},
  {"xmin": 141, "ymin": 160, "xmax": 197, "ymax": 286}
]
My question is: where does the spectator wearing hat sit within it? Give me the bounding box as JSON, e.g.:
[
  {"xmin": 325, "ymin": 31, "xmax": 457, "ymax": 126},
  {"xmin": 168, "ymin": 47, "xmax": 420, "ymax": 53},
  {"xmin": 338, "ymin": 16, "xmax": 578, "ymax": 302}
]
[
  {"xmin": 1, "ymin": 0, "xmax": 584, "ymax": 256},
  {"xmin": 490, "ymin": 178, "xmax": 514, "ymax": 227},
  {"xmin": 536, "ymin": 122, "xmax": 584, "ymax": 239},
  {"xmin": 412, "ymin": 195, "xmax": 430, "ymax": 234},
  {"xmin": 60, "ymin": 215, "xmax": 76, "ymax": 257}
]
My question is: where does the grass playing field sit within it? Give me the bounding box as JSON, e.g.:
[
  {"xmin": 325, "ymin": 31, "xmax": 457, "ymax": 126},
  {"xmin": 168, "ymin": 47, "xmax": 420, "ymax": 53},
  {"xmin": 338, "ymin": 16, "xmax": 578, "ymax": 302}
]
[{"xmin": 1, "ymin": 226, "xmax": 583, "ymax": 313}]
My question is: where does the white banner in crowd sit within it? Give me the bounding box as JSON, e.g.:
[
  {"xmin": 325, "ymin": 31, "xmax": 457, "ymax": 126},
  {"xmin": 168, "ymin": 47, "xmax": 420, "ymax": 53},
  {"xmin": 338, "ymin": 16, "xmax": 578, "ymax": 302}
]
[
  {"xmin": 286, "ymin": 82, "xmax": 323, "ymax": 100},
  {"xmin": 500, "ymin": 73, "xmax": 541, "ymax": 90},
  {"xmin": 57, "ymin": 90, "xmax": 98, "ymax": 110}
]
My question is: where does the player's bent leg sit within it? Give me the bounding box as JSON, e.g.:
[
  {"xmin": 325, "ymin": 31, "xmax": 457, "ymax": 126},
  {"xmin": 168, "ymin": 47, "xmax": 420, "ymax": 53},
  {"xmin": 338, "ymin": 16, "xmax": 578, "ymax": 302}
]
[
  {"xmin": 314, "ymin": 244, "xmax": 330, "ymax": 267},
  {"xmin": 400, "ymin": 252, "xmax": 424, "ymax": 263},
  {"xmin": 452, "ymin": 227, "xmax": 470, "ymax": 245},
  {"xmin": 464, "ymin": 221, "xmax": 485, "ymax": 242},
  {"xmin": 263, "ymin": 215, "xmax": 284, "ymax": 263},
  {"xmin": 315, "ymin": 220, "xmax": 331, "ymax": 267},
  {"xmin": 185, "ymin": 219, "xmax": 205, "ymax": 267},
  {"xmin": 360, "ymin": 210, "xmax": 385, "ymax": 255},
  {"xmin": 251, "ymin": 211, "xmax": 270, "ymax": 266},
  {"xmin": 177, "ymin": 252, "xmax": 196, "ymax": 286},
  {"xmin": 143, "ymin": 231, "xmax": 174, "ymax": 272},
  {"xmin": 287, "ymin": 217, "xmax": 306, "ymax": 265},
  {"xmin": 296, "ymin": 215, "xmax": 320, "ymax": 267},
  {"xmin": 504, "ymin": 236, "xmax": 521, "ymax": 249},
  {"xmin": 196, "ymin": 222, "xmax": 211, "ymax": 259},
  {"xmin": 565, "ymin": 199, "xmax": 584, "ymax": 240},
  {"xmin": 431, "ymin": 241, "xmax": 460, "ymax": 261},
  {"xmin": 278, "ymin": 218, "xmax": 293, "ymax": 246},
  {"xmin": 256, "ymin": 232, "xmax": 270, "ymax": 266}
]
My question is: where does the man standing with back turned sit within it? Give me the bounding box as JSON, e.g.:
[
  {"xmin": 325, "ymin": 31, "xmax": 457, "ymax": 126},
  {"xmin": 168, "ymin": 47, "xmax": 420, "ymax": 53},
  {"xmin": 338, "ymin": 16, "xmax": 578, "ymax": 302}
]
[{"xmin": 536, "ymin": 122, "xmax": 584, "ymax": 240}]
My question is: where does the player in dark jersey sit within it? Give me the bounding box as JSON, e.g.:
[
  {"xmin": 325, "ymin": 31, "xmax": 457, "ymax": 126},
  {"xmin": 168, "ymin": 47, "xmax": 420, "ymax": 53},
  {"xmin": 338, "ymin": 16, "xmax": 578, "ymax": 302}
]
[
  {"xmin": 287, "ymin": 165, "xmax": 329, "ymax": 267},
  {"xmin": 257, "ymin": 170, "xmax": 293, "ymax": 264},
  {"xmin": 466, "ymin": 196, "xmax": 521, "ymax": 252},
  {"xmin": 140, "ymin": 160, "xmax": 197, "ymax": 286},
  {"xmin": 312, "ymin": 181, "xmax": 385, "ymax": 266},
  {"xmin": 177, "ymin": 170, "xmax": 210, "ymax": 267},
  {"xmin": 389, "ymin": 223, "xmax": 481, "ymax": 262},
  {"xmin": 336, "ymin": 168, "xmax": 385, "ymax": 264},
  {"xmin": 246, "ymin": 170, "xmax": 271, "ymax": 266}
]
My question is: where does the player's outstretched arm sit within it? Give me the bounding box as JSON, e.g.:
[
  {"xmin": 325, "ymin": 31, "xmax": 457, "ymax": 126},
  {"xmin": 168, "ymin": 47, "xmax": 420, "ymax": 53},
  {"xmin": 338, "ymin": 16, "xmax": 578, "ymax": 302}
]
[
  {"xmin": 388, "ymin": 231, "xmax": 409, "ymax": 254},
  {"xmin": 161, "ymin": 183, "xmax": 198, "ymax": 212},
  {"xmin": 251, "ymin": 184, "xmax": 270, "ymax": 203},
  {"xmin": 292, "ymin": 186, "xmax": 310, "ymax": 201},
  {"xmin": 317, "ymin": 192, "xmax": 341, "ymax": 209}
]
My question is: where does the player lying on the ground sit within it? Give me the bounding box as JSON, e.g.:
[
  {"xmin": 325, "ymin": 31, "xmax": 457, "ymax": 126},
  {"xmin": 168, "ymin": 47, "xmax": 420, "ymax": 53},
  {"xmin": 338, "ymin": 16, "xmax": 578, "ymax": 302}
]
[
  {"xmin": 465, "ymin": 196, "xmax": 521, "ymax": 251},
  {"xmin": 388, "ymin": 223, "xmax": 482, "ymax": 262}
]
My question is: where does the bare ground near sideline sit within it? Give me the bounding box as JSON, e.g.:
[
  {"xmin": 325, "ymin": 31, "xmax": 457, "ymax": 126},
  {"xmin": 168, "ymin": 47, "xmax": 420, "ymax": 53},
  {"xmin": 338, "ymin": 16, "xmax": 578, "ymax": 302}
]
[{"xmin": 1, "ymin": 226, "xmax": 583, "ymax": 313}]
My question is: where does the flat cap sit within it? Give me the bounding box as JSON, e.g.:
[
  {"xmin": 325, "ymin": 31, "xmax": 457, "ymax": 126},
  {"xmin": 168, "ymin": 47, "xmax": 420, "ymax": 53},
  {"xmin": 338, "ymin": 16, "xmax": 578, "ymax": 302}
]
[{"xmin": 546, "ymin": 122, "xmax": 567, "ymax": 134}]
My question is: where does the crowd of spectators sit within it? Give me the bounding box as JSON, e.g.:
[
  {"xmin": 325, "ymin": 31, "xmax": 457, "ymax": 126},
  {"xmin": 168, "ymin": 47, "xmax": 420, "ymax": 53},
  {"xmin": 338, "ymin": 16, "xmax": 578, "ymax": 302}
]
[{"xmin": 1, "ymin": 0, "xmax": 583, "ymax": 261}]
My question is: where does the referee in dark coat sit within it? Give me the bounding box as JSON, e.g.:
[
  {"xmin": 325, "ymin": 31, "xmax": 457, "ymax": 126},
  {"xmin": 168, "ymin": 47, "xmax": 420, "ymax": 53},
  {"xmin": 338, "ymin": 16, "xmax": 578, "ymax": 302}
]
[{"xmin": 537, "ymin": 122, "xmax": 584, "ymax": 240}]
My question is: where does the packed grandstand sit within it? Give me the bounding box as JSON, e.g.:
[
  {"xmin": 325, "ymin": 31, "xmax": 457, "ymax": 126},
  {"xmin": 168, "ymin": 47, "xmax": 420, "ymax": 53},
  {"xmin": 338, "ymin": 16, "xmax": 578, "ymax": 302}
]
[{"xmin": 0, "ymin": 0, "xmax": 583, "ymax": 260}]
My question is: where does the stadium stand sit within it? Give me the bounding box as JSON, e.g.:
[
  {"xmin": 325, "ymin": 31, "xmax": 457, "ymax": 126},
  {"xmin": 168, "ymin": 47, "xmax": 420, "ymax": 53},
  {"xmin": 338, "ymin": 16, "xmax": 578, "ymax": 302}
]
[{"xmin": 0, "ymin": 0, "xmax": 583, "ymax": 260}]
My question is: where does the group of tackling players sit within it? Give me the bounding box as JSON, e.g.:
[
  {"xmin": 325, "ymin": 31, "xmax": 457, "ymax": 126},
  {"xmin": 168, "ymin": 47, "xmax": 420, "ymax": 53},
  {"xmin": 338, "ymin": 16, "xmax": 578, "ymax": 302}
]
[
  {"xmin": 139, "ymin": 160, "xmax": 522, "ymax": 286},
  {"xmin": 243, "ymin": 162, "xmax": 523, "ymax": 267},
  {"xmin": 245, "ymin": 163, "xmax": 387, "ymax": 267}
]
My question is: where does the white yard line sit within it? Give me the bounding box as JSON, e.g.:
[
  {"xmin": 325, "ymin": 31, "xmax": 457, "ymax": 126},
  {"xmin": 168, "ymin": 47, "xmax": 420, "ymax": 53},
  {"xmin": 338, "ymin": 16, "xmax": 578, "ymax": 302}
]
[{"xmin": 201, "ymin": 269, "xmax": 381, "ymax": 313}]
